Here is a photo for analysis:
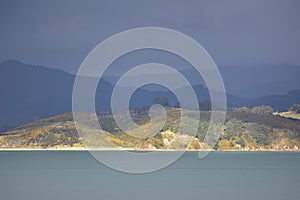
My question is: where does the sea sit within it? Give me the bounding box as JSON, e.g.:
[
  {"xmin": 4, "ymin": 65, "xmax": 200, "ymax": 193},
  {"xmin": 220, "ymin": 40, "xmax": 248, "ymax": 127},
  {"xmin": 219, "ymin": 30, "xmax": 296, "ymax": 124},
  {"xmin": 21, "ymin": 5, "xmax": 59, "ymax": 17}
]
[{"xmin": 0, "ymin": 151, "xmax": 299, "ymax": 200}]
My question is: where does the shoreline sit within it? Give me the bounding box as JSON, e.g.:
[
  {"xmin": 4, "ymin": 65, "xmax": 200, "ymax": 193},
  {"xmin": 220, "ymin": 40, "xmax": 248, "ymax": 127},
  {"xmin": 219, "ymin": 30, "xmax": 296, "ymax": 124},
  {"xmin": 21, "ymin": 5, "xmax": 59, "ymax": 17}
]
[{"xmin": 0, "ymin": 148, "xmax": 299, "ymax": 152}]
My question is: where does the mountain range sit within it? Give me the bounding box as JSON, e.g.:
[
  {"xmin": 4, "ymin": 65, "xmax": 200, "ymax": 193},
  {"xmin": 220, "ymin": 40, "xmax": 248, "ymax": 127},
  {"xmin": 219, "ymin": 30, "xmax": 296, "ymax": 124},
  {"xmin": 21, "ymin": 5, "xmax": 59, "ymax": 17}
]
[{"xmin": 0, "ymin": 60, "xmax": 299, "ymax": 131}]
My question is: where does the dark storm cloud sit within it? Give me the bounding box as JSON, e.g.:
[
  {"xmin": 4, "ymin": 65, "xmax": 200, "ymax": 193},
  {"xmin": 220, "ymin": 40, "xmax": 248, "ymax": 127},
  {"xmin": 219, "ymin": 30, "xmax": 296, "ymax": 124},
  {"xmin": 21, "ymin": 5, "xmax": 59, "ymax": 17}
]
[{"xmin": 0, "ymin": 0, "xmax": 299, "ymax": 72}]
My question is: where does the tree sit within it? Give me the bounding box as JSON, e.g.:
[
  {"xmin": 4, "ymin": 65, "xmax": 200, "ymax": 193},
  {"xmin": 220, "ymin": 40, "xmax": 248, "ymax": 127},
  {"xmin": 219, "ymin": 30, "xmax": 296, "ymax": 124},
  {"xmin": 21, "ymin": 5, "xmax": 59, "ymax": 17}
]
[
  {"xmin": 153, "ymin": 97, "xmax": 169, "ymax": 107},
  {"xmin": 236, "ymin": 138, "xmax": 245, "ymax": 147},
  {"xmin": 289, "ymin": 104, "xmax": 300, "ymax": 113},
  {"xmin": 232, "ymin": 106, "xmax": 251, "ymax": 113},
  {"xmin": 223, "ymin": 119, "xmax": 244, "ymax": 140},
  {"xmin": 251, "ymin": 105, "xmax": 274, "ymax": 115}
]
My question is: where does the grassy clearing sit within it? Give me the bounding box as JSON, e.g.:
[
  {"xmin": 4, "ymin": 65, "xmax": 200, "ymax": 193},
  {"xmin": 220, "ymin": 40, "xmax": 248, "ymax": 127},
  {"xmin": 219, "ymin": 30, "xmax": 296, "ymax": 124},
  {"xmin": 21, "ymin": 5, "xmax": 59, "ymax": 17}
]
[{"xmin": 279, "ymin": 112, "xmax": 300, "ymax": 120}]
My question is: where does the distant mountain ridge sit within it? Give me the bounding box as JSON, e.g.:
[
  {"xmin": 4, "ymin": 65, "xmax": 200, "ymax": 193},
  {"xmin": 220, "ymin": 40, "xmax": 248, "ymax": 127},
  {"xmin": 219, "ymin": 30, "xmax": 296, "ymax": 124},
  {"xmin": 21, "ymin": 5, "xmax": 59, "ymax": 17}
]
[
  {"xmin": 0, "ymin": 60, "xmax": 299, "ymax": 131},
  {"xmin": 104, "ymin": 63, "xmax": 300, "ymax": 98}
]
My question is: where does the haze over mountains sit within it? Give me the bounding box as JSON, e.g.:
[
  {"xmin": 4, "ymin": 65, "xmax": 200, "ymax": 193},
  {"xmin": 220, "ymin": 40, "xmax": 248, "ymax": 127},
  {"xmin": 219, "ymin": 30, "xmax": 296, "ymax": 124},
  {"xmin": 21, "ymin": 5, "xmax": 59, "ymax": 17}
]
[
  {"xmin": 0, "ymin": 60, "xmax": 299, "ymax": 131},
  {"xmin": 103, "ymin": 63, "xmax": 300, "ymax": 98}
]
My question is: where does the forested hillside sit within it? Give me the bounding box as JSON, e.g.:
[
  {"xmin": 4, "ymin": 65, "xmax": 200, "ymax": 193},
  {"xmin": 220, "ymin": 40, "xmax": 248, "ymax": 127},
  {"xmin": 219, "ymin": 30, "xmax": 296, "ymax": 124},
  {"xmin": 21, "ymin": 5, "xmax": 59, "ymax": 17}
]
[{"xmin": 1, "ymin": 107, "xmax": 299, "ymax": 151}]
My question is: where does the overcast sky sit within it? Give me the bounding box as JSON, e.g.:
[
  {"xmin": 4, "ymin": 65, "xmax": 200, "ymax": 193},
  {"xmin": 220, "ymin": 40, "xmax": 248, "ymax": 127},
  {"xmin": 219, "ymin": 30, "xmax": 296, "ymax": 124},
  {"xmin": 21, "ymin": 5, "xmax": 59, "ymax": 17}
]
[{"xmin": 0, "ymin": 0, "xmax": 299, "ymax": 73}]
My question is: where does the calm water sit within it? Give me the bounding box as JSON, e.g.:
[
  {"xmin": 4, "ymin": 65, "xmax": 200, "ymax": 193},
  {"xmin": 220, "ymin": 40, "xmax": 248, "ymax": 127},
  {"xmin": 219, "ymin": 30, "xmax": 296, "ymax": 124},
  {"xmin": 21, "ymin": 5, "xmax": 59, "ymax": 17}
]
[{"xmin": 0, "ymin": 151, "xmax": 299, "ymax": 200}]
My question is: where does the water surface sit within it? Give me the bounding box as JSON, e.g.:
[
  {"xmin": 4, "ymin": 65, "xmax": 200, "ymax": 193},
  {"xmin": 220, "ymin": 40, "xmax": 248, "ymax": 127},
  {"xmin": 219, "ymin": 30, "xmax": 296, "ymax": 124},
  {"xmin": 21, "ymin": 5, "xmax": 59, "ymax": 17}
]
[{"xmin": 0, "ymin": 151, "xmax": 299, "ymax": 200}]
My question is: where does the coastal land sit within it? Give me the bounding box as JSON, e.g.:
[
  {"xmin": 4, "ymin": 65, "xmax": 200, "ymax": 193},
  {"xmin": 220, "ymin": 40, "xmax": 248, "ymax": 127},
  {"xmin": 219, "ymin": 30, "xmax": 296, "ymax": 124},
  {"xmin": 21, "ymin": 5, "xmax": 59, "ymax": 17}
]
[{"xmin": 1, "ymin": 107, "xmax": 300, "ymax": 152}]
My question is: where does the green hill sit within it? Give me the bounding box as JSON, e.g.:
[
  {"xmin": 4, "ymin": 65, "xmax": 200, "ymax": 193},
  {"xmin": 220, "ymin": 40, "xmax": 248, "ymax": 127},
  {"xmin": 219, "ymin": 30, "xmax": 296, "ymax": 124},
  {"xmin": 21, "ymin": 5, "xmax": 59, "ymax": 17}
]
[{"xmin": 1, "ymin": 108, "xmax": 300, "ymax": 151}]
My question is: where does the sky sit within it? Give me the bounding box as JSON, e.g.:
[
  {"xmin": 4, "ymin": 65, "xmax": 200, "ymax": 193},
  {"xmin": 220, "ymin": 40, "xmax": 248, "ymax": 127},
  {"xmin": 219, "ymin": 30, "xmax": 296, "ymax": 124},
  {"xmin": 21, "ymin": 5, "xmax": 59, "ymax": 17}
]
[{"xmin": 0, "ymin": 0, "xmax": 299, "ymax": 73}]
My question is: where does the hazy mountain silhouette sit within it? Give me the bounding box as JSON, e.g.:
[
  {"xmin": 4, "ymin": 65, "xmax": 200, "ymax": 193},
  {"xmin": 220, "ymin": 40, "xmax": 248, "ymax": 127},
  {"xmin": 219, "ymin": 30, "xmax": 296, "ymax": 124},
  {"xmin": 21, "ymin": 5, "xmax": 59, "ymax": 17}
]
[
  {"xmin": 219, "ymin": 64, "xmax": 300, "ymax": 98},
  {"xmin": 0, "ymin": 60, "xmax": 74, "ymax": 130},
  {"xmin": 0, "ymin": 60, "xmax": 299, "ymax": 131},
  {"xmin": 104, "ymin": 63, "xmax": 300, "ymax": 98}
]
